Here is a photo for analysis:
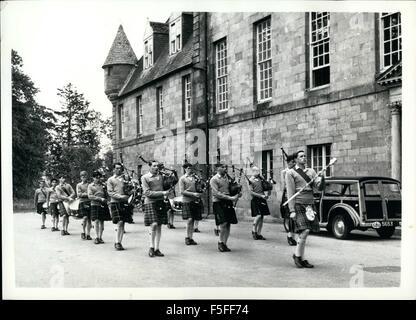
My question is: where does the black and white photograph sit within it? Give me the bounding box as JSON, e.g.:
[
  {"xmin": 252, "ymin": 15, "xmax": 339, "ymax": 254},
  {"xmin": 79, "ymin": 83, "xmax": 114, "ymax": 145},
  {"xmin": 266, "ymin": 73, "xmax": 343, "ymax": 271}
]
[{"xmin": 2, "ymin": 0, "xmax": 416, "ymax": 301}]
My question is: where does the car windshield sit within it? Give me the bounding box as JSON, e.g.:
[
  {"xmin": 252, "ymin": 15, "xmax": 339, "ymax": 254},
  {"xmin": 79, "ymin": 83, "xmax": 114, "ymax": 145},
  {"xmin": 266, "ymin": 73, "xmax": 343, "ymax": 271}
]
[
  {"xmin": 382, "ymin": 182, "xmax": 401, "ymax": 199},
  {"xmin": 324, "ymin": 182, "xmax": 358, "ymax": 196}
]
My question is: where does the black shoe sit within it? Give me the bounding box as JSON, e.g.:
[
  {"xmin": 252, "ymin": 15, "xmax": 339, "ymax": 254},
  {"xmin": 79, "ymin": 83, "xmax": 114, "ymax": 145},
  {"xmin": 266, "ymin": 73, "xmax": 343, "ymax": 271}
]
[
  {"xmin": 189, "ymin": 238, "xmax": 198, "ymax": 245},
  {"xmin": 293, "ymin": 254, "xmax": 304, "ymax": 268},
  {"xmin": 287, "ymin": 236, "xmax": 297, "ymax": 246},
  {"xmin": 99, "ymin": 238, "xmax": 104, "ymax": 244},
  {"xmin": 252, "ymin": 231, "xmax": 258, "ymax": 240},
  {"xmin": 86, "ymin": 235, "xmax": 92, "ymax": 240},
  {"xmin": 194, "ymin": 228, "xmax": 200, "ymax": 233},
  {"xmin": 65, "ymin": 231, "xmax": 70, "ymax": 235},
  {"xmin": 218, "ymin": 242, "xmax": 225, "ymax": 252},
  {"xmin": 301, "ymin": 260, "xmax": 314, "ymax": 268},
  {"xmin": 61, "ymin": 230, "xmax": 65, "ymax": 236},
  {"xmin": 81, "ymin": 233, "xmax": 86, "ymax": 240},
  {"xmin": 185, "ymin": 237, "xmax": 192, "ymax": 245},
  {"xmin": 167, "ymin": 224, "xmax": 171, "ymax": 229},
  {"xmin": 223, "ymin": 244, "xmax": 231, "ymax": 252},
  {"xmin": 51, "ymin": 227, "xmax": 56, "ymax": 232},
  {"xmin": 257, "ymin": 234, "xmax": 266, "ymax": 240},
  {"xmin": 170, "ymin": 225, "xmax": 176, "ymax": 229},
  {"xmin": 115, "ymin": 243, "xmax": 124, "ymax": 251},
  {"xmin": 94, "ymin": 238, "xmax": 100, "ymax": 244},
  {"xmin": 55, "ymin": 227, "xmax": 60, "ymax": 231},
  {"xmin": 41, "ymin": 225, "xmax": 46, "ymax": 229},
  {"xmin": 154, "ymin": 249, "xmax": 164, "ymax": 257},
  {"xmin": 148, "ymin": 247, "xmax": 155, "ymax": 257}
]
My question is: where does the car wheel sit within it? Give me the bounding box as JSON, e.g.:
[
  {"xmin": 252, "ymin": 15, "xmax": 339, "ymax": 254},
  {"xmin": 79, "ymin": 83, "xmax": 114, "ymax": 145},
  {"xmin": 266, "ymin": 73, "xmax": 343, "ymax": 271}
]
[
  {"xmin": 331, "ymin": 213, "xmax": 352, "ymax": 239},
  {"xmin": 376, "ymin": 226, "xmax": 395, "ymax": 239},
  {"xmin": 283, "ymin": 217, "xmax": 290, "ymax": 233}
]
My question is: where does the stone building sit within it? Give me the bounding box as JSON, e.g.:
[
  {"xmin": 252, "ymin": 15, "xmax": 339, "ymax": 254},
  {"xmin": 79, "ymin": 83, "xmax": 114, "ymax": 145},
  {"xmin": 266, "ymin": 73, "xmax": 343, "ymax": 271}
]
[{"xmin": 103, "ymin": 12, "xmax": 402, "ymax": 218}]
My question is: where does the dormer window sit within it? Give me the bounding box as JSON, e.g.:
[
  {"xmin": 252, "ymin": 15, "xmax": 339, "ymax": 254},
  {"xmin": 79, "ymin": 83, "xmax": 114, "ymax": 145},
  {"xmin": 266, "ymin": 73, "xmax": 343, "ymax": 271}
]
[
  {"xmin": 144, "ymin": 37, "xmax": 153, "ymax": 69},
  {"xmin": 169, "ymin": 17, "xmax": 182, "ymax": 55}
]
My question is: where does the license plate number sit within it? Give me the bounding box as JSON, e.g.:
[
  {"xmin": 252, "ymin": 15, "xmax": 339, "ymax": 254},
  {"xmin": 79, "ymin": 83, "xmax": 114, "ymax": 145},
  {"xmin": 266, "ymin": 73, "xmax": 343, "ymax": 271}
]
[{"xmin": 382, "ymin": 221, "xmax": 393, "ymax": 227}]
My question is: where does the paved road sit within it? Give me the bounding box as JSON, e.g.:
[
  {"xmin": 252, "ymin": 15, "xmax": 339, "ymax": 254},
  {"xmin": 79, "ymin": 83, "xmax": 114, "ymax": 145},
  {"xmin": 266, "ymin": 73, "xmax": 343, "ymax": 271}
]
[{"xmin": 13, "ymin": 212, "xmax": 401, "ymax": 288}]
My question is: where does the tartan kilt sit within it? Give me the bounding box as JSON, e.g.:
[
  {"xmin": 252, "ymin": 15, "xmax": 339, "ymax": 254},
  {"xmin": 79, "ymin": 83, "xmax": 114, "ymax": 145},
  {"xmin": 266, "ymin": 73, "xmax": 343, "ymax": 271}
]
[
  {"xmin": 48, "ymin": 202, "xmax": 59, "ymax": 216},
  {"xmin": 78, "ymin": 201, "xmax": 91, "ymax": 219},
  {"xmin": 109, "ymin": 202, "xmax": 133, "ymax": 224},
  {"xmin": 293, "ymin": 203, "xmax": 320, "ymax": 233},
  {"xmin": 58, "ymin": 202, "xmax": 69, "ymax": 217},
  {"xmin": 181, "ymin": 200, "xmax": 203, "ymax": 221},
  {"xmin": 143, "ymin": 201, "xmax": 168, "ymax": 226},
  {"xmin": 250, "ymin": 197, "xmax": 270, "ymax": 217},
  {"xmin": 213, "ymin": 200, "xmax": 238, "ymax": 226},
  {"xmin": 280, "ymin": 190, "xmax": 290, "ymax": 218},
  {"xmin": 36, "ymin": 202, "xmax": 47, "ymax": 215},
  {"xmin": 91, "ymin": 204, "xmax": 112, "ymax": 222}
]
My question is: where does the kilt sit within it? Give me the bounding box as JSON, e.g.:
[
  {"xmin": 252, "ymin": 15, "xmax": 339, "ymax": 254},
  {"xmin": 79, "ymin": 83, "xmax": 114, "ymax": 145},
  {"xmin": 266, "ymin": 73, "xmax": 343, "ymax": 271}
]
[
  {"xmin": 143, "ymin": 201, "xmax": 168, "ymax": 226},
  {"xmin": 58, "ymin": 202, "xmax": 69, "ymax": 217},
  {"xmin": 181, "ymin": 200, "xmax": 203, "ymax": 220},
  {"xmin": 36, "ymin": 202, "xmax": 47, "ymax": 215},
  {"xmin": 213, "ymin": 200, "xmax": 238, "ymax": 226},
  {"xmin": 250, "ymin": 197, "xmax": 270, "ymax": 217},
  {"xmin": 293, "ymin": 203, "xmax": 320, "ymax": 233},
  {"xmin": 48, "ymin": 202, "xmax": 60, "ymax": 216},
  {"xmin": 78, "ymin": 201, "xmax": 91, "ymax": 219},
  {"xmin": 91, "ymin": 204, "xmax": 112, "ymax": 222},
  {"xmin": 109, "ymin": 202, "xmax": 133, "ymax": 224}
]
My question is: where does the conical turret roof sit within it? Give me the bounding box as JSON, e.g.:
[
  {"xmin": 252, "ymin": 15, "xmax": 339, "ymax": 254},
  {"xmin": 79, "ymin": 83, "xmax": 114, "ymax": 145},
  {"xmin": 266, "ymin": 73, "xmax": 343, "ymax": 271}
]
[{"xmin": 103, "ymin": 25, "xmax": 138, "ymax": 68}]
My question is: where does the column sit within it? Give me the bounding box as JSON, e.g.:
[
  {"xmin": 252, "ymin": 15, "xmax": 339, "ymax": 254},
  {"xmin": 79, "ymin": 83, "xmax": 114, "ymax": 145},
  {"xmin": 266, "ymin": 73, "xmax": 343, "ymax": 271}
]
[{"xmin": 389, "ymin": 101, "xmax": 401, "ymax": 181}]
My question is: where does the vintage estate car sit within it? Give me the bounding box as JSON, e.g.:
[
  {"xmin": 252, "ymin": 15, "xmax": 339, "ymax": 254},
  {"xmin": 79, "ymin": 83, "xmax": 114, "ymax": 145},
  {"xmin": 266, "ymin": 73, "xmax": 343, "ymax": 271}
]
[{"xmin": 284, "ymin": 176, "xmax": 401, "ymax": 239}]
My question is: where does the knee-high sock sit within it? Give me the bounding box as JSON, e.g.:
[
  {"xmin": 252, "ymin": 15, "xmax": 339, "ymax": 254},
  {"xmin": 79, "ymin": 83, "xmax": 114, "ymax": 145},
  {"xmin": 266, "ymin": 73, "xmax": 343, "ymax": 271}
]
[
  {"xmin": 117, "ymin": 222, "xmax": 124, "ymax": 243},
  {"xmin": 148, "ymin": 224, "xmax": 157, "ymax": 248},
  {"xmin": 95, "ymin": 220, "xmax": 100, "ymax": 238},
  {"xmin": 224, "ymin": 223, "xmax": 231, "ymax": 244},
  {"xmin": 257, "ymin": 216, "xmax": 264, "ymax": 235},
  {"xmin": 82, "ymin": 217, "xmax": 87, "ymax": 232},
  {"xmin": 295, "ymin": 230, "xmax": 309, "ymax": 258},
  {"xmin": 187, "ymin": 219, "xmax": 194, "ymax": 239},
  {"xmin": 155, "ymin": 225, "xmax": 162, "ymax": 250},
  {"xmin": 86, "ymin": 219, "xmax": 92, "ymax": 236},
  {"xmin": 99, "ymin": 221, "xmax": 104, "ymax": 239},
  {"xmin": 41, "ymin": 213, "xmax": 46, "ymax": 225},
  {"xmin": 219, "ymin": 223, "xmax": 227, "ymax": 243}
]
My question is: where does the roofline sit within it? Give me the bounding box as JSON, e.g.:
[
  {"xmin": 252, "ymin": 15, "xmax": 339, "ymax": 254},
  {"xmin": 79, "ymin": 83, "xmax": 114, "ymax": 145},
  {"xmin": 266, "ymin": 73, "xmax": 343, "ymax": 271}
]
[
  {"xmin": 326, "ymin": 176, "xmax": 400, "ymax": 183},
  {"xmin": 102, "ymin": 62, "xmax": 137, "ymax": 69}
]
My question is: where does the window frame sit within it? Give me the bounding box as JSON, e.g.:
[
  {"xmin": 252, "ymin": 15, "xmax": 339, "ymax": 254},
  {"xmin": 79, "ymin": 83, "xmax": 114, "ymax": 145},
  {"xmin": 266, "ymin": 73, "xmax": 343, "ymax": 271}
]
[
  {"xmin": 307, "ymin": 143, "xmax": 332, "ymax": 177},
  {"xmin": 118, "ymin": 104, "xmax": 124, "ymax": 140},
  {"xmin": 183, "ymin": 75, "xmax": 192, "ymax": 122},
  {"xmin": 169, "ymin": 17, "xmax": 182, "ymax": 55},
  {"xmin": 156, "ymin": 87, "xmax": 164, "ymax": 128},
  {"xmin": 309, "ymin": 12, "xmax": 330, "ymax": 89},
  {"xmin": 255, "ymin": 17, "xmax": 273, "ymax": 103},
  {"xmin": 379, "ymin": 12, "xmax": 402, "ymax": 71},
  {"xmin": 144, "ymin": 36, "xmax": 153, "ymax": 69},
  {"xmin": 136, "ymin": 96, "xmax": 143, "ymax": 135},
  {"xmin": 215, "ymin": 38, "xmax": 229, "ymax": 113}
]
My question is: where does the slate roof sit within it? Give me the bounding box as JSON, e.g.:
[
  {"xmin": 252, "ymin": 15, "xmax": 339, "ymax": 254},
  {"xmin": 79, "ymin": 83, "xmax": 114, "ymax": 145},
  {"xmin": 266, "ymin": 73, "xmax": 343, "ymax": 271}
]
[
  {"xmin": 118, "ymin": 33, "xmax": 193, "ymax": 96},
  {"xmin": 103, "ymin": 25, "xmax": 138, "ymax": 68},
  {"xmin": 150, "ymin": 22, "xmax": 169, "ymax": 34},
  {"xmin": 376, "ymin": 61, "xmax": 402, "ymax": 86}
]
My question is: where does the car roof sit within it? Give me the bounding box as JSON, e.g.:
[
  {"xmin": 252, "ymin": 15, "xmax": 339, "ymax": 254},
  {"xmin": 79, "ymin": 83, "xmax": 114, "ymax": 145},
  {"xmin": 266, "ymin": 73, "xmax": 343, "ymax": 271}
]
[{"xmin": 326, "ymin": 176, "xmax": 400, "ymax": 183}]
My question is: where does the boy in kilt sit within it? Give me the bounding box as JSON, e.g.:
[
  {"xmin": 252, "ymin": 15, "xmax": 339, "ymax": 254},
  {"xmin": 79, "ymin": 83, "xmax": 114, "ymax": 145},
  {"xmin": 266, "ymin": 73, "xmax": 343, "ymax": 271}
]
[
  {"xmin": 76, "ymin": 171, "xmax": 92, "ymax": 240},
  {"xmin": 34, "ymin": 180, "xmax": 48, "ymax": 229},
  {"xmin": 285, "ymin": 150, "xmax": 325, "ymax": 268},
  {"xmin": 280, "ymin": 153, "xmax": 297, "ymax": 246},
  {"xmin": 88, "ymin": 171, "xmax": 111, "ymax": 244},
  {"xmin": 56, "ymin": 176, "xmax": 76, "ymax": 236},
  {"xmin": 248, "ymin": 166, "xmax": 270, "ymax": 240},
  {"xmin": 141, "ymin": 160, "xmax": 171, "ymax": 257},
  {"xmin": 179, "ymin": 163, "xmax": 203, "ymax": 245},
  {"xmin": 210, "ymin": 163, "xmax": 241, "ymax": 252},
  {"xmin": 107, "ymin": 163, "xmax": 133, "ymax": 251},
  {"xmin": 46, "ymin": 178, "xmax": 60, "ymax": 231}
]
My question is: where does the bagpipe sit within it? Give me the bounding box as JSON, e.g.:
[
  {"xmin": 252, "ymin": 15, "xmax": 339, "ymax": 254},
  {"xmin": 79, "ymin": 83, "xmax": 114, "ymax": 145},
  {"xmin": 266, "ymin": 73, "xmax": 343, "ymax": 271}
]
[
  {"xmin": 246, "ymin": 157, "xmax": 276, "ymax": 192},
  {"xmin": 184, "ymin": 160, "xmax": 209, "ymax": 194},
  {"xmin": 226, "ymin": 165, "xmax": 243, "ymax": 196},
  {"xmin": 119, "ymin": 153, "xmax": 143, "ymax": 208}
]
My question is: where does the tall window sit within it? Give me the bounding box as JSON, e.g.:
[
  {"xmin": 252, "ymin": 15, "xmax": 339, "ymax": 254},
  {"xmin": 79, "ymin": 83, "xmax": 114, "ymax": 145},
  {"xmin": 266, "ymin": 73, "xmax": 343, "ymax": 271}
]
[
  {"xmin": 118, "ymin": 104, "xmax": 124, "ymax": 139},
  {"xmin": 136, "ymin": 96, "xmax": 143, "ymax": 135},
  {"xmin": 169, "ymin": 18, "xmax": 182, "ymax": 55},
  {"xmin": 215, "ymin": 39, "xmax": 229, "ymax": 112},
  {"xmin": 144, "ymin": 37, "xmax": 153, "ymax": 69},
  {"xmin": 380, "ymin": 12, "xmax": 401, "ymax": 70},
  {"xmin": 156, "ymin": 87, "xmax": 164, "ymax": 128},
  {"xmin": 255, "ymin": 18, "xmax": 272, "ymax": 102},
  {"xmin": 183, "ymin": 75, "xmax": 192, "ymax": 121},
  {"xmin": 310, "ymin": 12, "xmax": 330, "ymax": 88},
  {"xmin": 307, "ymin": 144, "xmax": 332, "ymax": 177},
  {"xmin": 254, "ymin": 150, "xmax": 273, "ymax": 180}
]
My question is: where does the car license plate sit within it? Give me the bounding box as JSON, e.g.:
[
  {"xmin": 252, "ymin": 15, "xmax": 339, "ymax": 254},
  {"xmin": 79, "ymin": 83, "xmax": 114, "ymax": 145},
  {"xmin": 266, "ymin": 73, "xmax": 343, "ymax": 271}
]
[{"xmin": 381, "ymin": 221, "xmax": 393, "ymax": 227}]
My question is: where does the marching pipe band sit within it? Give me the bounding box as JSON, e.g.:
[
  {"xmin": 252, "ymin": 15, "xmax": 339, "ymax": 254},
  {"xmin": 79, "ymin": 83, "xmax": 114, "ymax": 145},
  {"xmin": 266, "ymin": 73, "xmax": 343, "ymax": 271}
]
[{"xmin": 34, "ymin": 148, "xmax": 335, "ymax": 268}]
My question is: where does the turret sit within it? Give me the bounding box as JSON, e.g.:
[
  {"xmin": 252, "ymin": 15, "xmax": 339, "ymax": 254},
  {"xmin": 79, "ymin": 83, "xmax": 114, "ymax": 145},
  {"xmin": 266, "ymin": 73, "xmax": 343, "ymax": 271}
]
[{"xmin": 103, "ymin": 25, "xmax": 137, "ymax": 103}]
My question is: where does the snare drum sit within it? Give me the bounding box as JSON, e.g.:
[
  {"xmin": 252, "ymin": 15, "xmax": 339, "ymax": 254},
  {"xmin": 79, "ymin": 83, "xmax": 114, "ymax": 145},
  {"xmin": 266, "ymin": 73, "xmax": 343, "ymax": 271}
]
[
  {"xmin": 170, "ymin": 196, "xmax": 183, "ymax": 212},
  {"xmin": 69, "ymin": 199, "xmax": 80, "ymax": 211},
  {"xmin": 42, "ymin": 202, "xmax": 48, "ymax": 209}
]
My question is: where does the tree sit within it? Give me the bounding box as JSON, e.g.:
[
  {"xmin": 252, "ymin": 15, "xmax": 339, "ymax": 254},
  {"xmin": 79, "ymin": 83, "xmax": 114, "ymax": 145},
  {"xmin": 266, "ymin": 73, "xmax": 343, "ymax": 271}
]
[{"xmin": 12, "ymin": 50, "xmax": 55, "ymax": 199}]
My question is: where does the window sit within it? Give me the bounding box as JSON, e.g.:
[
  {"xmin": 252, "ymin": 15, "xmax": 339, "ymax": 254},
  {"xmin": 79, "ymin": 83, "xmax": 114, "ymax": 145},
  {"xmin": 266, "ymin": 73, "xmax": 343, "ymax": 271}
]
[
  {"xmin": 156, "ymin": 87, "xmax": 164, "ymax": 128},
  {"xmin": 255, "ymin": 18, "xmax": 272, "ymax": 102},
  {"xmin": 215, "ymin": 39, "xmax": 229, "ymax": 112},
  {"xmin": 254, "ymin": 149, "xmax": 273, "ymax": 180},
  {"xmin": 380, "ymin": 12, "xmax": 401, "ymax": 69},
  {"xmin": 144, "ymin": 37, "xmax": 153, "ymax": 69},
  {"xmin": 310, "ymin": 12, "xmax": 330, "ymax": 88},
  {"xmin": 107, "ymin": 66, "xmax": 112, "ymax": 76},
  {"xmin": 118, "ymin": 104, "xmax": 124, "ymax": 139},
  {"xmin": 183, "ymin": 75, "xmax": 192, "ymax": 121},
  {"xmin": 136, "ymin": 96, "xmax": 143, "ymax": 135},
  {"xmin": 169, "ymin": 18, "xmax": 182, "ymax": 55},
  {"xmin": 307, "ymin": 144, "xmax": 332, "ymax": 177}
]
